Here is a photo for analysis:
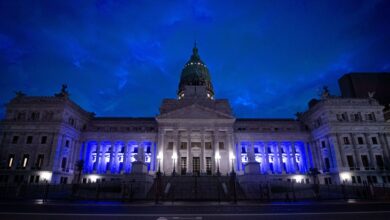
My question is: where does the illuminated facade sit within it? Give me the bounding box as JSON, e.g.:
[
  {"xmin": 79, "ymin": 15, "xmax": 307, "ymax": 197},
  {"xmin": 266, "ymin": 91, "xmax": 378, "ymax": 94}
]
[{"xmin": 1, "ymin": 45, "xmax": 390, "ymax": 186}]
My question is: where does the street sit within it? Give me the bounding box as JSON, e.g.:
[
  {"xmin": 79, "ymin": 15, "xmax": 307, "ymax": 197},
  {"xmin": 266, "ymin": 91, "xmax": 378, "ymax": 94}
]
[{"xmin": 0, "ymin": 200, "xmax": 390, "ymax": 220}]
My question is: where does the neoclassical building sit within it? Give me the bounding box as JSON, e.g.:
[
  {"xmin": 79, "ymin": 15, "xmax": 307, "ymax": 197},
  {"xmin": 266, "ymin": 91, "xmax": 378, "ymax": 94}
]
[{"xmin": 1, "ymin": 45, "xmax": 390, "ymax": 186}]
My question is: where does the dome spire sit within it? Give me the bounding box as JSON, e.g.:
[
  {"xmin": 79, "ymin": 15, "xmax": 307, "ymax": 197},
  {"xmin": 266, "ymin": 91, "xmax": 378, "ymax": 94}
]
[{"xmin": 193, "ymin": 40, "xmax": 198, "ymax": 55}]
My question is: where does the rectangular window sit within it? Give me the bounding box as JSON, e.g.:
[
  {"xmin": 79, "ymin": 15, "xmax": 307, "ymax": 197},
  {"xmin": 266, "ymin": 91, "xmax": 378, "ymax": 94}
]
[
  {"xmin": 65, "ymin": 140, "xmax": 70, "ymax": 147},
  {"xmin": 357, "ymin": 137, "xmax": 364, "ymax": 145},
  {"xmin": 343, "ymin": 137, "xmax": 350, "ymax": 145},
  {"xmin": 36, "ymin": 154, "xmax": 44, "ymax": 169},
  {"xmin": 361, "ymin": 155, "xmax": 369, "ymax": 169},
  {"xmin": 219, "ymin": 142, "xmax": 225, "ymax": 150},
  {"xmin": 41, "ymin": 136, "xmax": 47, "ymax": 144},
  {"xmin": 321, "ymin": 141, "xmax": 326, "ymax": 148},
  {"xmin": 180, "ymin": 142, "xmax": 187, "ymax": 150},
  {"xmin": 205, "ymin": 142, "xmax": 212, "ymax": 149},
  {"xmin": 8, "ymin": 154, "xmax": 15, "ymax": 168},
  {"xmin": 61, "ymin": 157, "xmax": 67, "ymax": 170},
  {"xmin": 352, "ymin": 176, "xmax": 356, "ymax": 184},
  {"xmin": 324, "ymin": 158, "xmax": 330, "ymax": 170},
  {"xmin": 22, "ymin": 154, "xmax": 29, "ymax": 168},
  {"xmin": 206, "ymin": 157, "xmax": 212, "ymax": 175},
  {"xmin": 347, "ymin": 155, "xmax": 354, "ymax": 169},
  {"xmin": 12, "ymin": 136, "xmax": 19, "ymax": 144},
  {"xmin": 376, "ymin": 155, "xmax": 384, "ymax": 169},
  {"xmin": 181, "ymin": 157, "xmax": 187, "ymax": 175},
  {"xmin": 371, "ymin": 137, "xmax": 378, "ymax": 145},
  {"xmin": 167, "ymin": 142, "xmax": 173, "ymax": 150},
  {"xmin": 26, "ymin": 136, "xmax": 33, "ymax": 144}
]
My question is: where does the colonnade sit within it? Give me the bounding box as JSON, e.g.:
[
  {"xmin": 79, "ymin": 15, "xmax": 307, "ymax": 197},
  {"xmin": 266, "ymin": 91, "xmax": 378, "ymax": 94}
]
[
  {"xmin": 81, "ymin": 140, "xmax": 156, "ymax": 174},
  {"xmin": 236, "ymin": 141, "xmax": 311, "ymax": 175}
]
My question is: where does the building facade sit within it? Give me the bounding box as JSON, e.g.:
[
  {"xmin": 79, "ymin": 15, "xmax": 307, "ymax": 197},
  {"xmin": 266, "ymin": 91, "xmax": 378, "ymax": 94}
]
[{"xmin": 1, "ymin": 46, "xmax": 390, "ymax": 185}]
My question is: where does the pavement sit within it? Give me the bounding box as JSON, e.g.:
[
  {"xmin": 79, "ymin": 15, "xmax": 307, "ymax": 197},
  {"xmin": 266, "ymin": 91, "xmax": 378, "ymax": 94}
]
[{"xmin": 0, "ymin": 200, "xmax": 390, "ymax": 220}]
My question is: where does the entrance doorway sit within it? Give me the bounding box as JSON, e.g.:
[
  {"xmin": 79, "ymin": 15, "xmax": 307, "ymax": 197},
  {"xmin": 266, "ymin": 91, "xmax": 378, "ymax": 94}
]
[{"xmin": 193, "ymin": 157, "xmax": 200, "ymax": 175}]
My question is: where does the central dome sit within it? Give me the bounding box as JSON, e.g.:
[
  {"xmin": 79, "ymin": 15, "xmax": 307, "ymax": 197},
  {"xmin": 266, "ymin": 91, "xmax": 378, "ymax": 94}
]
[{"xmin": 178, "ymin": 43, "xmax": 214, "ymax": 98}]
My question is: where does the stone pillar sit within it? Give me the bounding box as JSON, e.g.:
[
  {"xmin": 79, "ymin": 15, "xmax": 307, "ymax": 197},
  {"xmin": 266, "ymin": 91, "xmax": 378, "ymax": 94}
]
[
  {"xmin": 123, "ymin": 142, "xmax": 130, "ymax": 173},
  {"xmin": 364, "ymin": 133, "xmax": 375, "ymax": 169},
  {"xmin": 157, "ymin": 130, "xmax": 165, "ymax": 173},
  {"xmin": 213, "ymin": 133, "xmax": 218, "ymax": 173},
  {"xmin": 351, "ymin": 133, "xmax": 361, "ymax": 169},
  {"xmin": 94, "ymin": 141, "xmax": 101, "ymax": 173},
  {"xmin": 201, "ymin": 130, "xmax": 205, "ymax": 173},
  {"xmin": 336, "ymin": 134, "xmax": 346, "ymax": 167},
  {"xmin": 328, "ymin": 135, "xmax": 343, "ymax": 172},
  {"xmin": 315, "ymin": 140, "xmax": 325, "ymax": 171},
  {"xmin": 187, "ymin": 130, "xmax": 192, "ymax": 174},
  {"xmin": 278, "ymin": 142, "xmax": 285, "ymax": 174},
  {"xmin": 304, "ymin": 142, "xmax": 311, "ymax": 171},
  {"xmin": 236, "ymin": 140, "xmax": 241, "ymax": 172},
  {"xmin": 109, "ymin": 140, "xmax": 115, "ymax": 173},
  {"xmin": 263, "ymin": 142, "xmax": 269, "ymax": 174},
  {"xmin": 379, "ymin": 133, "xmax": 390, "ymax": 168},
  {"xmin": 291, "ymin": 142, "xmax": 299, "ymax": 173},
  {"xmin": 82, "ymin": 141, "xmax": 88, "ymax": 173}
]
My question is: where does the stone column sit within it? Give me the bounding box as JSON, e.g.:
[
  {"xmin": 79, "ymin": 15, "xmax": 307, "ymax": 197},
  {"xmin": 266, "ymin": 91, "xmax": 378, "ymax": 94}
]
[
  {"xmin": 350, "ymin": 133, "xmax": 361, "ymax": 169},
  {"xmin": 157, "ymin": 130, "xmax": 165, "ymax": 173},
  {"xmin": 263, "ymin": 142, "xmax": 269, "ymax": 174},
  {"xmin": 201, "ymin": 130, "xmax": 205, "ymax": 173},
  {"xmin": 212, "ymin": 133, "xmax": 217, "ymax": 173},
  {"xmin": 94, "ymin": 141, "xmax": 101, "ymax": 173},
  {"xmin": 364, "ymin": 133, "xmax": 375, "ymax": 169},
  {"xmin": 328, "ymin": 134, "xmax": 343, "ymax": 172},
  {"xmin": 336, "ymin": 134, "xmax": 346, "ymax": 167},
  {"xmin": 291, "ymin": 142, "xmax": 299, "ymax": 173},
  {"xmin": 315, "ymin": 140, "xmax": 325, "ymax": 171},
  {"xmin": 109, "ymin": 140, "xmax": 115, "ymax": 173},
  {"xmin": 123, "ymin": 142, "xmax": 129, "ymax": 173},
  {"xmin": 188, "ymin": 130, "xmax": 192, "ymax": 174},
  {"xmin": 304, "ymin": 142, "xmax": 311, "ymax": 171},
  {"xmin": 278, "ymin": 142, "xmax": 285, "ymax": 174},
  {"xmin": 379, "ymin": 133, "xmax": 390, "ymax": 168},
  {"xmin": 236, "ymin": 140, "xmax": 241, "ymax": 172}
]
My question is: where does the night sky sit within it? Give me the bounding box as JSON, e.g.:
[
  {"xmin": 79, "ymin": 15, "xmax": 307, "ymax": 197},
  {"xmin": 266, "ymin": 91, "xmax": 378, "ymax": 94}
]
[{"xmin": 1, "ymin": 0, "xmax": 390, "ymax": 119}]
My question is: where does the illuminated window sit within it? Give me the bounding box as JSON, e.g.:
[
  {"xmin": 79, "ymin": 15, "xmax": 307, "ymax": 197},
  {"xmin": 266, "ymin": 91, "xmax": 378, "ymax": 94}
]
[
  {"xmin": 8, "ymin": 154, "xmax": 15, "ymax": 168},
  {"xmin": 36, "ymin": 154, "xmax": 44, "ymax": 169},
  {"xmin": 22, "ymin": 154, "xmax": 29, "ymax": 168}
]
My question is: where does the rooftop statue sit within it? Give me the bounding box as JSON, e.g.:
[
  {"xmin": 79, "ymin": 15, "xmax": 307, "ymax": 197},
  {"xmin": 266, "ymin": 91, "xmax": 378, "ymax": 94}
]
[{"xmin": 55, "ymin": 84, "xmax": 69, "ymax": 97}]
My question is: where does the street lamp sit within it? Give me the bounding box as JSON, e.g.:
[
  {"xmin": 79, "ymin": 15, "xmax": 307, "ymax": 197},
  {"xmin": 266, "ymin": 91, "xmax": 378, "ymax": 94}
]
[
  {"xmin": 215, "ymin": 153, "xmax": 221, "ymax": 176},
  {"xmin": 171, "ymin": 153, "xmax": 177, "ymax": 176}
]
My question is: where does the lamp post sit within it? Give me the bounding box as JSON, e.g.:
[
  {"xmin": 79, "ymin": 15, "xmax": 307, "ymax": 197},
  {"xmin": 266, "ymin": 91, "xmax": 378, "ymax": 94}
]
[
  {"xmin": 215, "ymin": 153, "xmax": 221, "ymax": 176},
  {"xmin": 172, "ymin": 153, "xmax": 177, "ymax": 176}
]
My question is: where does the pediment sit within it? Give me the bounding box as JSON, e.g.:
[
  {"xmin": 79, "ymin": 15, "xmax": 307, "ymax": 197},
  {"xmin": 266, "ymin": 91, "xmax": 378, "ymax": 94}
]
[{"xmin": 157, "ymin": 103, "xmax": 234, "ymax": 120}]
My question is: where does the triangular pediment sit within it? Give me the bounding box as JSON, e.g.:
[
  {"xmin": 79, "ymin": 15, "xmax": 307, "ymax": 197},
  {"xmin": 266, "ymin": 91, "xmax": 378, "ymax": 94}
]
[{"xmin": 157, "ymin": 103, "xmax": 234, "ymax": 120}]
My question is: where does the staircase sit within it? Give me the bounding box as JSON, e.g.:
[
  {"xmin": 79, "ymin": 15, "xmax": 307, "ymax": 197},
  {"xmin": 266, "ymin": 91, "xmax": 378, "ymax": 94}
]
[{"xmin": 147, "ymin": 175, "xmax": 246, "ymax": 201}]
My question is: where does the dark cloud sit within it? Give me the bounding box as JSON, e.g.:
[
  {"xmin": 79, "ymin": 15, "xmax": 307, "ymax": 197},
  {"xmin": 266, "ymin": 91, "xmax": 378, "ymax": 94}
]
[{"xmin": 1, "ymin": 0, "xmax": 389, "ymax": 119}]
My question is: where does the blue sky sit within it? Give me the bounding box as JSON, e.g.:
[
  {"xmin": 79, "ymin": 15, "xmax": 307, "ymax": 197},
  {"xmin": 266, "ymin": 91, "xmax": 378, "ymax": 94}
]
[{"xmin": 1, "ymin": 0, "xmax": 390, "ymax": 118}]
